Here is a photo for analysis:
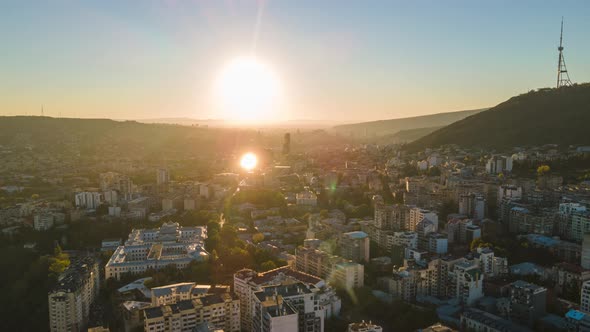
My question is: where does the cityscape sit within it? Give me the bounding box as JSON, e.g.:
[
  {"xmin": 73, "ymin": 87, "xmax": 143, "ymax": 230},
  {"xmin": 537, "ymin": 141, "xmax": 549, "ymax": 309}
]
[{"xmin": 2, "ymin": 2, "xmax": 590, "ymax": 332}]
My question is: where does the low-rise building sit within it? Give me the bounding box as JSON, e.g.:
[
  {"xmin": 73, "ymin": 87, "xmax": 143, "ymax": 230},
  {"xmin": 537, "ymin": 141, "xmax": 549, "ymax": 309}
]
[{"xmin": 105, "ymin": 222, "xmax": 209, "ymax": 280}]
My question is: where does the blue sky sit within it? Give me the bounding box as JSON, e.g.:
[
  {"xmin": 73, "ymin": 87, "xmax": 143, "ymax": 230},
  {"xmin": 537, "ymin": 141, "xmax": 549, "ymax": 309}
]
[{"xmin": 1, "ymin": 1, "xmax": 589, "ymax": 122}]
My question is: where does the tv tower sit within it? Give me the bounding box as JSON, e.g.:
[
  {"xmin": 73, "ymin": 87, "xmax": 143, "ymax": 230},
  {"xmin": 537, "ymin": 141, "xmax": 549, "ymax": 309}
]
[{"xmin": 556, "ymin": 17, "xmax": 573, "ymax": 88}]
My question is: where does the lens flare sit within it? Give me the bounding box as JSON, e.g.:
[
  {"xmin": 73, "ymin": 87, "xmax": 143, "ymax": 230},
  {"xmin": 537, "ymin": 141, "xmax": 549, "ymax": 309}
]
[{"xmin": 240, "ymin": 153, "xmax": 257, "ymax": 171}]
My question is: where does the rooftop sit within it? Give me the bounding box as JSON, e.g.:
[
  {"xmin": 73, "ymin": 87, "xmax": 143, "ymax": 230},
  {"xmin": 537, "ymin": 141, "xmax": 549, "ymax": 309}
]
[{"xmin": 343, "ymin": 231, "xmax": 368, "ymax": 239}]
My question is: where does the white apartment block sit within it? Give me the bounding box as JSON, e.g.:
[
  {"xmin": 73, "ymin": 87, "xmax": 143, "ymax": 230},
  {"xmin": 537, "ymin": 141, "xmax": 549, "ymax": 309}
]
[
  {"xmin": 75, "ymin": 191, "xmax": 103, "ymax": 209},
  {"xmin": 49, "ymin": 256, "xmax": 100, "ymax": 332},
  {"xmin": 333, "ymin": 262, "xmax": 364, "ymax": 290},
  {"xmin": 295, "ymin": 246, "xmax": 364, "ymax": 289},
  {"xmin": 105, "ymin": 222, "xmax": 209, "ymax": 280},
  {"xmin": 150, "ymin": 282, "xmax": 222, "ymax": 306},
  {"xmin": 234, "ymin": 267, "xmax": 341, "ymax": 332},
  {"xmin": 34, "ymin": 213, "xmax": 54, "ymax": 231},
  {"xmin": 252, "ymin": 293, "xmax": 298, "ymax": 332},
  {"xmin": 408, "ymin": 207, "xmax": 438, "ymax": 232},
  {"xmin": 296, "ymin": 191, "xmax": 318, "ymax": 206},
  {"xmin": 486, "ymin": 155, "xmax": 513, "ymax": 174},
  {"xmin": 388, "ymin": 231, "xmax": 418, "ymax": 250},
  {"xmin": 143, "ymin": 291, "xmax": 240, "ymax": 332},
  {"xmin": 452, "ymin": 261, "xmax": 484, "ymax": 306},
  {"xmin": 253, "ymin": 283, "xmax": 324, "ymax": 332}
]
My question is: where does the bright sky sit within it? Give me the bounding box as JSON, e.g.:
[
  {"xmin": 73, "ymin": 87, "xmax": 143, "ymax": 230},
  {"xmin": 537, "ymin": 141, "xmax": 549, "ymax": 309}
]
[{"xmin": 1, "ymin": 1, "xmax": 589, "ymax": 122}]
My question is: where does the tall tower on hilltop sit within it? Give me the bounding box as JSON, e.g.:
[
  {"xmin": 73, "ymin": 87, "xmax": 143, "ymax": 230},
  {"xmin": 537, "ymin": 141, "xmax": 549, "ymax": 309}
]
[{"xmin": 556, "ymin": 17, "xmax": 573, "ymax": 88}]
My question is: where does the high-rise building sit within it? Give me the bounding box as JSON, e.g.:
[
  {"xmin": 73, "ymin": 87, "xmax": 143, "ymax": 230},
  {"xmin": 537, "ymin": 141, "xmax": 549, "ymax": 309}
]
[
  {"xmin": 282, "ymin": 133, "xmax": 291, "ymax": 155},
  {"xmin": 485, "ymin": 156, "xmax": 513, "ymax": 174},
  {"xmin": 156, "ymin": 168, "xmax": 170, "ymax": 186},
  {"xmin": 340, "ymin": 231, "xmax": 370, "ymax": 263},
  {"xmin": 48, "ymin": 255, "xmax": 100, "ymax": 332},
  {"xmin": 459, "ymin": 193, "xmax": 486, "ymax": 220},
  {"xmin": 75, "ymin": 191, "xmax": 103, "ymax": 209}
]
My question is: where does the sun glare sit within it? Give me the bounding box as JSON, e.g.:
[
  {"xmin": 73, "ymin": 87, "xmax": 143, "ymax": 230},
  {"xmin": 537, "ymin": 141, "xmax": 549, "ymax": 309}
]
[
  {"xmin": 214, "ymin": 56, "xmax": 282, "ymax": 123},
  {"xmin": 240, "ymin": 152, "xmax": 258, "ymax": 171}
]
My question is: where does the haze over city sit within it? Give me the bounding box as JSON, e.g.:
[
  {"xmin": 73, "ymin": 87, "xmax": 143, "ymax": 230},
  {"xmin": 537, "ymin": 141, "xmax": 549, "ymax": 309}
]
[
  {"xmin": 2, "ymin": 1, "xmax": 590, "ymax": 123},
  {"xmin": 4, "ymin": 2, "xmax": 590, "ymax": 332}
]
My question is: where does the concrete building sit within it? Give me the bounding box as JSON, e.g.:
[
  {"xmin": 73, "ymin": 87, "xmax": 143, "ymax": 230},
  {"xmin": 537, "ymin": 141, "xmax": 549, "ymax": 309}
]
[
  {"xmin": 156, "ymin": 168, "xmax": 170, "ymax": 186},
  {"xmin": 75, "ymin": 191, "xmax": 103, "ymax": 209},
  {"xmin": 333, "ymin": 262, "xmax": 364, "ymax": 290},
  {"xmin": 388, "ymin": 231, "xmax": 418, "ymax": 250},
  {"xmin": 295, "ymin": 246, "xmax": 364, "ymax": 289},
  {"xmin": 465, "ymin": 225, "xmax": 482, "ymax": 244},
  {"xmin": 48, "ymin": 256, "xmax": 100, "ymax": 332},
  {"xmin": 581, "ymin": 280, "xmax": 590, "ymax": 313},
  {"xmin": 234, "ymin": 267, "xmax": 341, "ymax": 332},
  {"xmin": 253, "ymin": 283, "xmax": 323, "ymax": 332},
  {"xmin": 34, "ymin": 213, "xmax": 54, "ymax": 231},
  {"xmin": 583, "ymin": 234, "xmax": 590, "ymax": 270},
  {"xmin": 459, "ymin": 193, "xmax": 486, "ymax": 220},
  {"xmin": 340, "ymin": 231, "xmax": 370, "ymax": 263},
  {"xmin": 347, "ymin": 321, "xmax": 383, "ymax": 332},
  {"xmin": 452, "ymin": 261, "xmax": 484, "ymax": 306},
  {"xmin": 486, "ymin": 156, "xmax": 513, "ymax": 174},
  {"xmin": 461, "ymin": 308, "xmax": 531, "ymax": 332},
  {"xmin": 143, "ymin": 292, "xmax": 240, "ymax": 332},
  {"xmin": 409, "ymin": 208, "xmax": 438, "ymax": 232},
  {"xmin": 252, "ymin": 292, "xmax": 298, "ymax": 332},
  {"xmin": 296, "ymin": 191, "xmax": 318, "ymax": 207},
  {"xmin": 509, "ymin": 280, "xmax": 547, "ymax": 327},
  {"xmin": 428, "ymin": 233, "xmax": 448, "ymax": 254},
  {"xmin": 105, "ymin": 222, "xmax": 209, "ymax": 280}
]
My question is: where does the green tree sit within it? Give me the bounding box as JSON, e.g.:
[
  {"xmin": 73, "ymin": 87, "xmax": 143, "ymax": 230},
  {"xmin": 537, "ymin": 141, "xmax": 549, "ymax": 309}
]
[
  {"xmin": 260, "ymin": 260, "xmax": 277, "ymax": 272},
  {"xmin": 537, "ymin": 165, "xmax": 551, "ymax": 176}
]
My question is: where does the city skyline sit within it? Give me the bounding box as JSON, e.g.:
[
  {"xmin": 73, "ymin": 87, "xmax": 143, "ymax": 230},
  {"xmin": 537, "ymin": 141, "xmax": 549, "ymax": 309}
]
[{"xmin": 1, "ymin": 1, "xmax": 590, "ymax": 122}]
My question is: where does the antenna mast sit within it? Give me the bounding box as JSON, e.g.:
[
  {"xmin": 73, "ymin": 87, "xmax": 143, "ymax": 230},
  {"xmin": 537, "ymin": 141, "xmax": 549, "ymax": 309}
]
[{"xmin": 556, "ymin": 17, "xmax": 573, "ymax": 88}]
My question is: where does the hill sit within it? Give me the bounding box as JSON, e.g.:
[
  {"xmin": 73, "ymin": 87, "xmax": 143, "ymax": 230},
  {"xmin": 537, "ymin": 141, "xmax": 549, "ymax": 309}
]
[
  {"xmin": 405, "ymin": 84, "xmax": 590, "ymax": 151},
  {"xmin": 0, "ymin": 116, "xmax": 262, "ymax": 159},
  {"xmin": 332, "ymin": 109, "xmax": 485, "ymax": 137},
  {"xmin": 363, "ymin": 126, "xmax": 443, "ymax": 145}
]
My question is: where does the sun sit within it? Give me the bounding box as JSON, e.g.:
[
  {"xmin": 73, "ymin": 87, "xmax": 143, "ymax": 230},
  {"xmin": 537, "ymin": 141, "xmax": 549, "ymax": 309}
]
[
  {"xmin": 214, "ymin": 56, "xmax": 282, "ymax": 123},
  {"xmin": 240, "ymin": 152, "xmax": 258, "ymax": 171}
]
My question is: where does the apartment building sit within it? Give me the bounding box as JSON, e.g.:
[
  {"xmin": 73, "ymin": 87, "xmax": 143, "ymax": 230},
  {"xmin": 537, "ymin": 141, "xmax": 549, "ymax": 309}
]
[{"xmin": 48, "ymin": 256, "xmax": 100, "ymax": 332}]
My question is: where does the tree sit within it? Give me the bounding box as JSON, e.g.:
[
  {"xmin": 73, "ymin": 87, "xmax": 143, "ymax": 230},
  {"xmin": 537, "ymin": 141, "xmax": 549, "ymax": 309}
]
[
  {"xmin": 537, "ymin": 165, "xmax": 551, "ymax": 176},
  {"xmin": 252, "ymin": 233, "xmax": 265, "ymax": 244},
  {"xmin": 48, "ymin": 244, "xmax": 70, "ymax": 277},
  {"xmin": 260, "ymin": 260, "xmax": 277, "ymax": 272}
]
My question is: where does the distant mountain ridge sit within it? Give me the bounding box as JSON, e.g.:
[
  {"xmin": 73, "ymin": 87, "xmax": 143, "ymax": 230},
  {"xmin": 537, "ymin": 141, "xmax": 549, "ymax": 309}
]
[
  {"xmin": 405, "ymin": 83, "xmax": 590, "ymax": 151},
  {"xmin": 332, "ymin": 109, "xmax": 486, "ymax": 137}
]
